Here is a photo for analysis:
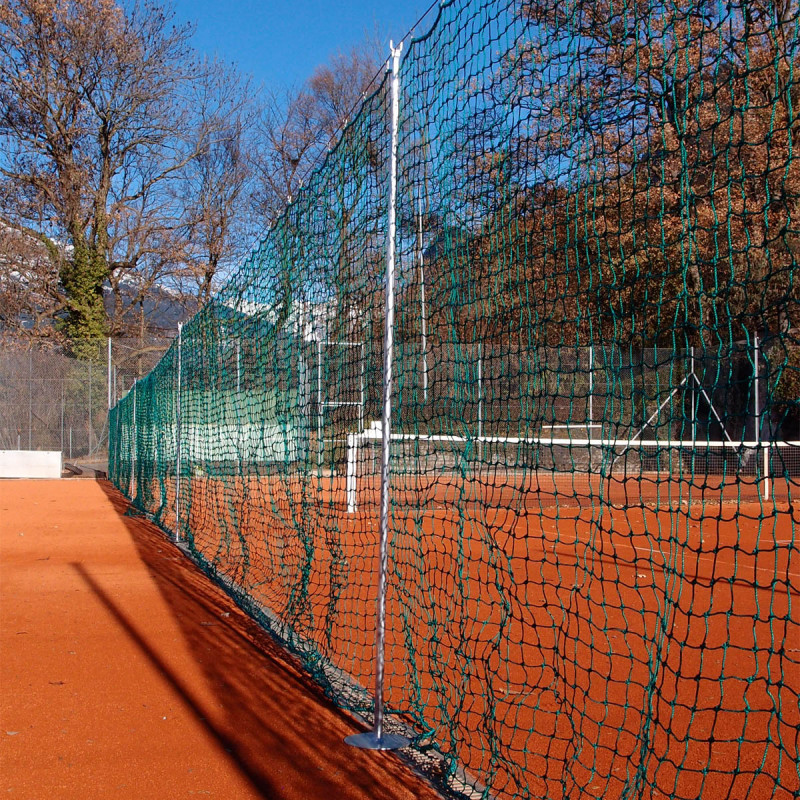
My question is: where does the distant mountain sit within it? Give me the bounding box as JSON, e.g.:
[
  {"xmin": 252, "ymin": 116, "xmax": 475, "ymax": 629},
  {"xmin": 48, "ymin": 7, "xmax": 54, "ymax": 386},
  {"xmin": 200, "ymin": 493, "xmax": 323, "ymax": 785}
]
[
  {"xmin": 103, "ymin": 277, "xmax": 197, "ymax": 335},
  {"xmin": 0, "ymin": 220, "xmax": 199, "ymax": 336}
]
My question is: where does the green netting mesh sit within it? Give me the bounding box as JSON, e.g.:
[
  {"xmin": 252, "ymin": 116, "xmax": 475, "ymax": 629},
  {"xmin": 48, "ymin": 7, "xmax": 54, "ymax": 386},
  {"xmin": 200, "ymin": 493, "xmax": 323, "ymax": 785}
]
[{"xmin": 109, "ymin": 2, "xmax": 799, "ymax": 798}]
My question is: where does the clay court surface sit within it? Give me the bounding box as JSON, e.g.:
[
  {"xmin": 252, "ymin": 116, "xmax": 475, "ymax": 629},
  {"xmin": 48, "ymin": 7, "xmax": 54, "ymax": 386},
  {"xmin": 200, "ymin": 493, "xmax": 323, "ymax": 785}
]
[
  {"xmin": 167, "ymin": 472, "xmax": 799, "ymax": 800},
  {"xmin": 0, "ymin": 478, "xmax": 440, "ymax": 800},
  {"xmin": 4, "ymin": 474, "xmax": 798, "ymax": 800}
]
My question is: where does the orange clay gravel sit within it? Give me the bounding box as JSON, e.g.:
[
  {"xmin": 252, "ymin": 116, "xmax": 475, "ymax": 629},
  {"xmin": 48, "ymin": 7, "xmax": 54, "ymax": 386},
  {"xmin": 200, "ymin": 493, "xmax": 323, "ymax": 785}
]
[{"xmin": 0, "ymin": 479, "xmax": 441, "ymax": 800}]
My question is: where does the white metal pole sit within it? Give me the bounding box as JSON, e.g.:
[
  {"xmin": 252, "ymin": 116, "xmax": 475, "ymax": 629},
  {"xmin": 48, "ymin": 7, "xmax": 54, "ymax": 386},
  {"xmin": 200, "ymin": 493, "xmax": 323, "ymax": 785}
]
[
  {"xmin": 359, "ymin": 342, "xmax": 366, "ymax": 434},
  {"xmin": 107, "ymin": 338, "xmax": 112, "ymax": 410},
  {"xmin": 346, "ymin": 432, "xmax": 358, "ymax": 514},
  {"xmin": 346, "ymin": 41, "xmax": 409, "ymax": 752},
  {"xmin": 131, "ymin": 378, "xmax": 137, "ymax": 497},
  {"xmin": 764, "ymin": 443, "xmax": 770, "ymax": 499},
  {"xmin": 88, "ymin": 359, "xmax": 93, "ymax": 456},
  {"xmin": 417, "ymin": 196, "xmax": 429, "ymax": 404},
  {"xmin": 28, "ymin": 350, "xmax": 32, "ymax": 449},
  {"xmin": 690, "ymin": 347, "xmax": 696, "ymax": 445},
  {"xmin": 754, "ymin": 333, "xmax": 760, "ymax": 445},
  {"xmin": 299, "ymin": 342, "xmax": 309, "ymax": 461},
  {"xmin": 477, "ymin": 343, "xmax": 483, "ymax": 462},
  {"xmin": 588, "ymin": 345, "xmax": 593, "ymax": 430},
  {"xmin": 60, "ymin": 381, "xmax": 65, "ymax": 453},
  {"xmin": 754, "ymin": 333, "xmax": 769, "ymax": 499},
  {"xmin": 317, "ymin": 339, "xmax": 323, "ymax": 469},
  {"xmin": 175, "ymin": 324, "xmax": 183, "ymax": 541},
  {"xmin": 236, "ymin": 339, "xmax": 241, "ymax": 393}
]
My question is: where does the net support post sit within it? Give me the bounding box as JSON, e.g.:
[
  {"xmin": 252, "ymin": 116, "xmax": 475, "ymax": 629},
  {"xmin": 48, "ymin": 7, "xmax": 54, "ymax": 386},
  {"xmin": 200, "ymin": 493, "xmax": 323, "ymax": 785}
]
[
  {"xmin": 174, "ymin": 323, "xmax": 183, "ymax": 543},
  {"xmin": 88, "ymin": 359, "xmax": 93, "ymax": 455},
  {"xmin": 754, "ymin": 332, "xmax": 770, "ymax": 500},
  {"xmin": 129, "ymin": 377, "xmax": 137, "ymax": 499},
  {"xmin": 417, "ymin": 195, "xmax": 429, "ymax": 404},
  {"xmin": 346, "ymin": 432, "xmax": 358, "ymax": 514},
  {"xmin": 60, "ymin": 382, "xmax": 65, "ymax": 453},
  {"xmin": 236, "ymin": 339, "xmax": 241, "ymax": 393},
  {"xmin": 477, "ymin": 342, "xmax": 483, "ymax": 462},
  {"xmin": 107, "ymin": 337, "xmax": 112, "ymax": 411},
  {"xmin": 28, "ymin": 350, "xmax": 33, "ymax": 449},
  {"xmin": 588, "ymin": 344, "xmax": 593, "ymax": 431},
  {"xmin": 317, "ymin": 338, "xmax": 323, "ymax": 470},
  {"xmin": 754, "ymin": 332, "xmax": 760, "ymax": 446},
  {"xmin": 346, "ymin": 40, "xmax": 409, "ymax": 753},
  {"xmin": 689, "ymin": 347, "xmax": 696, "ymax": 445},
  {"xmin": 359, "ymin": 342, "xmax": 366, "ymax": 434}
]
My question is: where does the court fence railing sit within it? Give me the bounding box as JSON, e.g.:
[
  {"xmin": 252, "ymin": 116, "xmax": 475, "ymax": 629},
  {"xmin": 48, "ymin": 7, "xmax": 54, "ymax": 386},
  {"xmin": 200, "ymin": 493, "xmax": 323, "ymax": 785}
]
[{"xmin": 0, "ymin": 337, "xmax": 170, "ymax": 462}]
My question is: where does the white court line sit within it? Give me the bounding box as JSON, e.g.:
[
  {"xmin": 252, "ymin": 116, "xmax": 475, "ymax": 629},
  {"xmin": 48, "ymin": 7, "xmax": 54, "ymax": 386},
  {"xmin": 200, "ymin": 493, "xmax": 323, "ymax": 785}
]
[{"xmin": 545, "ymin": 535, "xmax": 800, "ymax": 584}]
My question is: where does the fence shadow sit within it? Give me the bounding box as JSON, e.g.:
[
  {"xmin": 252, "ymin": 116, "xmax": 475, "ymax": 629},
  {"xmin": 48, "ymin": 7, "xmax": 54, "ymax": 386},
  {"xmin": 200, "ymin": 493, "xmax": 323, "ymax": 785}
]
[{"xmin": 92, "ymin": 479, "xmax": 433, "ymax": 800}]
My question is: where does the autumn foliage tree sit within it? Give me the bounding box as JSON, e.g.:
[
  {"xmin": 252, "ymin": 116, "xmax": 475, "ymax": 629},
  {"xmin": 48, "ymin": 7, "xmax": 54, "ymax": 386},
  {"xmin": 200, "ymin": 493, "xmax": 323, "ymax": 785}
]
[
  {"xmin": 511, "ymin": 0, "xmax": 800, "ymax": 348},
  {"xmin": 416, "ymin": 1, "xmax": 798, "ymax": 355}
]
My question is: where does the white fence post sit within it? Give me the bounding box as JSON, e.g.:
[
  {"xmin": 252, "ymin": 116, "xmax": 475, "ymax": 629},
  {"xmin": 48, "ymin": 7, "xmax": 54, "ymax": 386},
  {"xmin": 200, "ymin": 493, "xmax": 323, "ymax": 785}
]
[
  {"xmin": 175, "ymin": 324, "xmax": 183, "ymax": 541},
  {"xmin": 107, "ymin": 338, "xmax": 112, "ymax": 410},
  {"xmin": 417, "ymin": 195, "xmax": 429, "ymax": 404},
  {"xmin": 345, "ymin": 40, "xmax": 409, "ymax": 753},
  {"xmin": 754, "ymin": 333, "xmax": 770, "ymax": 499}
]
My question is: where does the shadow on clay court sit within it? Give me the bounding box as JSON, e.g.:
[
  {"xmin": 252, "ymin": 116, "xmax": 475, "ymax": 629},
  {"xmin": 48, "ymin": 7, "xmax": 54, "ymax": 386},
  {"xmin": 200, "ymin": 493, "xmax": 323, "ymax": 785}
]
[
  {"xmin": 89, "ymin": 480, "xmax": 426, "ymax": 800},
  {"xmin": 70, "ymin": 561, "xmax": 280, "ymax": 798}
]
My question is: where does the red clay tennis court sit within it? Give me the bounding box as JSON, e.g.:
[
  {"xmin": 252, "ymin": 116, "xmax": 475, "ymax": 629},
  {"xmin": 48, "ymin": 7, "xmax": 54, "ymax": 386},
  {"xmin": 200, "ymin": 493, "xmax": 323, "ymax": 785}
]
[
  {"xmin": 117, "ymin": 469, "xmax": 799, "ymax": 800},
  {"xmin": 0, "ymin": 478, "xmax": 442, "ymax": 800}
]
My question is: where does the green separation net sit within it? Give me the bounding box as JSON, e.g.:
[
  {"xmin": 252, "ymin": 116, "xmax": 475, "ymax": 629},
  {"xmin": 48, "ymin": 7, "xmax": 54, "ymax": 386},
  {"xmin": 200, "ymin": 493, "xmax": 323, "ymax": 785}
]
[{"xmin": 109, "ymin": 1, "xmax": 800, "ymax": 798}]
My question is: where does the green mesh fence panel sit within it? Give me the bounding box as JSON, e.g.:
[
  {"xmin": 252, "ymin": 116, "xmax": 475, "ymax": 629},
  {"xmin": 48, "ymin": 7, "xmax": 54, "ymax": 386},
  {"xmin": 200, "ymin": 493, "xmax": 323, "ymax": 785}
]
[{"xmin": 109, "ymin": 2, "xmax": 800, "ymax": 798}]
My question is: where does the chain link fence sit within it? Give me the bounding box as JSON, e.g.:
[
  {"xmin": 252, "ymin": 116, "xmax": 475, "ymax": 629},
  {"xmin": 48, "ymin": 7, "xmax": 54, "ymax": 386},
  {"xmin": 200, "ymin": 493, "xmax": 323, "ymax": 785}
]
[{"xmin": 0, "ymin": 337, "xmax": 171, "ymax": 463}]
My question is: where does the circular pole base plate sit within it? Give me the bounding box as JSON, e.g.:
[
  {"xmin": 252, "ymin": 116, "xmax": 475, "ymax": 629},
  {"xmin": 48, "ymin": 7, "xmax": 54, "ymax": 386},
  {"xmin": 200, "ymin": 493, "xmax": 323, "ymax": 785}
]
[{"xmin": 345, "ymin": 731, "xmax": 410, "ymax": 750}]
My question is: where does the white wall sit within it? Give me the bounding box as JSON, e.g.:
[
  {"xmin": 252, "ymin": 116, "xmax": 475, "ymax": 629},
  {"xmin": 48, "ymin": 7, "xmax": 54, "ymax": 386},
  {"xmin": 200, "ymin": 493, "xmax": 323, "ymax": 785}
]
[{"xmin": 0, "ymin": 450, "xmax": 62, "ymax": 479}]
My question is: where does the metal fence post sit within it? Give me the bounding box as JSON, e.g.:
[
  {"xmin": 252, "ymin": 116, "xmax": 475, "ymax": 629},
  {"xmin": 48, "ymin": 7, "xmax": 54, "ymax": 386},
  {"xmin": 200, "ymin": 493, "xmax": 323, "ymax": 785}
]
[
  {"xmin": 236, "ymin": 338, "xmax": 241, "ymax": 393},
  {"xmin": 690, "ymin": 347, "xmax": 696, "ymax": 446},
  {"xmin": 130, "ymin": 377, "xmax": 137, "ymax": 498},
  {"xmin": 346, "ymin": 40, "xmax": 409, "ymax": 753},
  {"xmin": 107, "ymin": 338, "xmax": 112, "ymax": 410},
  {"xmin": 317, "ymin": 338, "xmax": 323, "ymax": 469},
  {"xmin": 28, "ymin": 349, "xmax": 32, "ymax": 449},
  {"xmin": 60, "ymin": 382, "xmax": 65, "ymax": 454},
  {"xmin": 477, "ymin": 342, "xmax": 483, "ymax": 462},
  {"xmin": 588, "ymin": 345, "xmax": 594, "ymax": 430},
  {"xmin": 754, "ymin": 332, "xmax": 770, "ymax": 499},
  {"xmin": 175, "ymin": 324, "xmax": 183, "ymax": 542},
  {"xmin": 417, "ymin": 195, "xmax": 429, "ymax": 404},
  {"xmin": 88, "ymin": 358, "xmax": 93, "ymax": 456},
  {"xmin": 359, "ymin": 342, "xmax": 366, "ymax": 435}
]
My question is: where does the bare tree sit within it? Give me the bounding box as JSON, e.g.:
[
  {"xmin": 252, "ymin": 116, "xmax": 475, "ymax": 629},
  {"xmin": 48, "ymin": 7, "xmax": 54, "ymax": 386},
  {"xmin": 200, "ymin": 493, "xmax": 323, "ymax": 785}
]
[
  {"xmin": 0, "ymin": 220, "xmax": 65, "ymax": 340},
  {"xmin": 253, "ymin": 42, "xmax": 383, "ymax": 227},
  {"xmin": 0, "ymin": 0, "xmax": 201, "ymax": 343},
  {"xmin": 176, "ymin": 60, "xmax": 259, "ymax": 303}
]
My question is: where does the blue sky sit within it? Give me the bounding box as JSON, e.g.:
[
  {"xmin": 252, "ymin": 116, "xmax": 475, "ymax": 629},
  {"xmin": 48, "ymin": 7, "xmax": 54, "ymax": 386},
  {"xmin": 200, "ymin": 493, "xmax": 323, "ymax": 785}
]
[{"xmin": 170, "ymin": 0, "xmax": 435, "ymax": 90}]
